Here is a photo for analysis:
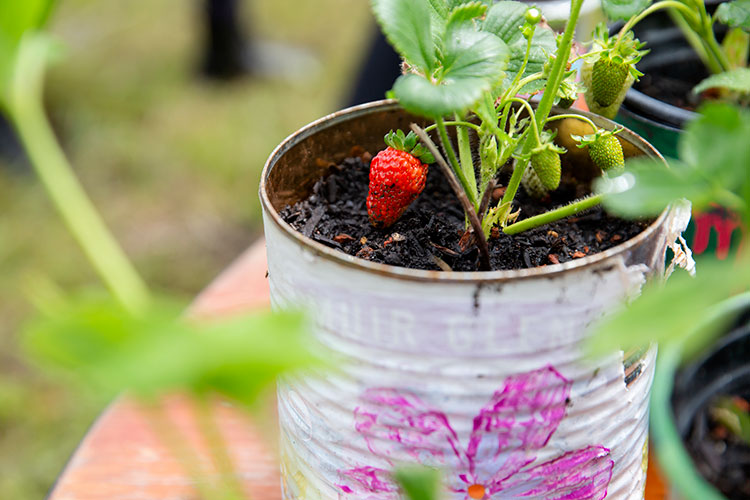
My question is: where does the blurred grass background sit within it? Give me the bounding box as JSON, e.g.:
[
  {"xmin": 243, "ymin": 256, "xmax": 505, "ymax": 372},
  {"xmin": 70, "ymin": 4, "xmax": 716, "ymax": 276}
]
[{"xmin": 0, "ymin": 0, "xmax": 372, "ymax": 496}]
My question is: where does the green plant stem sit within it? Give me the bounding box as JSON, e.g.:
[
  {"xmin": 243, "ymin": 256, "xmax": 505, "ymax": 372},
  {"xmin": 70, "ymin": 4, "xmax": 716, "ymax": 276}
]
[
  {"xmin": 424, "ymin": 120, "xmax": 481, "ymax": 133},
  {"xmin": 500, "ymin": 156, "xmax": 530, "ymax": 212},
  {"xmin": 509, "ymin": 73, "xmax": 545, "ymax": 96},
  {"xmin": 194, "ymin": 395, "xmax": 247, "ymax": 500},
  {"xmin": 690, "ymin": 4, "xmax": 731, "ymax": 74},
  {"xmin": 499, "ymin": 101, "xmax": 512, "ymax": 134},
  {"xmin": 703, "ymin": 27, "xmax": 732, "ymax": 73},
  {"xmin": 455, "ymin": 113, "xmax": 478, "ymax": 206},
  {"xmin": 496, "ymin": 0, "xmax": 586, "ymax": 218},
  {"xmin": 545, "ymin": 113, "xmax": 599, "ymax": 131},
  {"xmin": 498, "ymin": 99, "xmax": 542, "ymax": 210},
  {"xmin": 503, "ymin": 194, "xmax": 603, "ymax": 235},
  {"xmin": 498, "ymin": 0, "xmax": 582, "ymax": 219},
  {"xmin": 616, "ymin": 1, "xmax": 701, "ymax": 50},
  {"xmin": 651, "ymin": 348, "xmax": 727, "ymax": 500},
  {"xmin": 669, "ymin": 8, "xmax": 720, "ymax": 73},
  {"xmin": 533, "ymin": 0, "xmax": 584, "ymax": 130},
  {"xmin": 696, "ymin": 3, "xmax": 731, "ymax": 72},
  {"xmin": 9, "ymin": 36, "xmax": 150, "ymax": 315},
  {"xmin": 506, "ymin": 98, "xmax": 541, "ymax": 145},
  {"xmin": 435, "ymin": 117, "xmax": 476, "ymax": 206},
  {"xmin": 569, "ymin": 49, "xmax": 605, "ymax": 64},
  {"xmin": 503, "ymin": 25, "xmax": 536, "ymax": 101}
]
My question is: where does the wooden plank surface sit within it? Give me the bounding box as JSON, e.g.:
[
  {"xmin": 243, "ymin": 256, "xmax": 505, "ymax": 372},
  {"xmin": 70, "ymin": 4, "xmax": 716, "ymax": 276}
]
[{"xmin": 48, "ymin": 238, "xmax": 668, "ymax": 500}]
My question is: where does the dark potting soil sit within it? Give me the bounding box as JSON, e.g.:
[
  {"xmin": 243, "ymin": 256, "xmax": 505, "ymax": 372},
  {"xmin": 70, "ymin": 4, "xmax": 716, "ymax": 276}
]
[
  {"xmin": 686, "ymin": 396, "xmax": 750, "ymax": 499},
  {"xmin": 280, "ymin": 155, "xmax": 650, "ymax": 271}
]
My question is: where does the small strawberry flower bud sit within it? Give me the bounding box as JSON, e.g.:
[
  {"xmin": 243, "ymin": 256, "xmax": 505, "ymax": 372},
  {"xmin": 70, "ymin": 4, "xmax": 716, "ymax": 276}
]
[{"xmin": 525, "ymin": 7, "xmax": 541, "ymax": 25}]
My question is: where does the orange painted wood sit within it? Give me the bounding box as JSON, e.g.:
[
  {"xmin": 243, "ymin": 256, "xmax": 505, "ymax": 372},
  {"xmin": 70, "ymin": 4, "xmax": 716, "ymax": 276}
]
[
  {"xmin": 49, "ymin": 238, "xmax": 668, "ymax": 499},
  {"xmin": 49, "ymin": 240, "xmax": 280, "ymax": 500},
  {"xmin": 645, "ymin": 451, "xmax": 668, "ymax": 500}
]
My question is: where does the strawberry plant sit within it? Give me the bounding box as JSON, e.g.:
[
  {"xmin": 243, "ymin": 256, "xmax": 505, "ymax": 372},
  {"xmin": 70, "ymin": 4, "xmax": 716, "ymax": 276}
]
[
  {"xmin": 591, "ymin": 0, "xmax": 750, "ymax": 114},
  {"xmin": 367, "ymin": 0, "xmax": 656, "ymax": 270}
]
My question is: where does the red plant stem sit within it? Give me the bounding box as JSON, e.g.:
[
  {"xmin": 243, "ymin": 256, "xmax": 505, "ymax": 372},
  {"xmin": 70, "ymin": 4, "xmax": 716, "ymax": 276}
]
[
  {"xmin": 411, "ymin": 123, "xmax": 491, "ymax": 271},
  {"xmin": 478, "ymin": 178, "xmax": 497, "ymax": 218}
]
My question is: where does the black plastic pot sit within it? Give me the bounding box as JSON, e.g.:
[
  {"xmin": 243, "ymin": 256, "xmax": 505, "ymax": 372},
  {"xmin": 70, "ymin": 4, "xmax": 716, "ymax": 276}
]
[
  {"xmin": 670, "ymin": 307, "xmax": 750, "ymax": 499},
  {"xmin": 614, "ymin": 2, "xmax": 726, "ymax": 158},
  {"xmin": 612, "ymin": 4, "xmax": 745, "ymax": 260}
]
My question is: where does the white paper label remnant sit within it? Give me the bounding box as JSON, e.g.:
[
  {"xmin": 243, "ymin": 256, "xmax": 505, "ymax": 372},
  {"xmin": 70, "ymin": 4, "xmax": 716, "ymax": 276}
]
[{"xmin": 665, "ymin": 199, "xmax": 696, "ymax": 278}]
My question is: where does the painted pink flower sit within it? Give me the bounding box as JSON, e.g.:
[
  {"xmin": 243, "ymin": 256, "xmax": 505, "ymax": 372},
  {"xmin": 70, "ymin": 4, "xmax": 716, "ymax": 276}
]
[{"xmin": 337, "ymin": 366, "xmax": 613, "ymax": 499}]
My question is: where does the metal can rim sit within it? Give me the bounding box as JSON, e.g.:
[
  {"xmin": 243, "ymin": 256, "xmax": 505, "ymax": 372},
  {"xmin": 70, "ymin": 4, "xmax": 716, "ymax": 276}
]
[{"xmin": 259, "ymin": 99, "xmax": 670, "ymax": 284}]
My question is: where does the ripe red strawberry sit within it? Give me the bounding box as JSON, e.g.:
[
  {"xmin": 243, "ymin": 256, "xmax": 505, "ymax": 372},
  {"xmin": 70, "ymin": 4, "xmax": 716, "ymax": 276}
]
[{"xmin": 367, "ymin": 130, "xmax": 433, "ymax": 228}]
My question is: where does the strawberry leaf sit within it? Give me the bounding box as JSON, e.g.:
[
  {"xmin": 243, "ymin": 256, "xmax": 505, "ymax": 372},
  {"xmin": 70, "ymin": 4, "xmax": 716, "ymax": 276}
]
[
  {"xmin": 447, "ymin": 0, "xmax": 491, "ymax": 8},
  {"xmin": 596, "ymin": 103, "xmax": 750, "ymax": 222},
  {"xmin": 393, "ymin": 73, "xmax": 489, "ymax": 117},
  {"xmin": 600, "ymin": 0, "xmax": 652, "ymax": 21},
  {"xmin": 716, "ymin": 0, "xmax": 750, "ymax": 32},
  {"xmin": 404, "ymin": 130, "xmax": 418, "ymax": 150},
  {"xmin": 678, "ymin": 102, "xmax": 750, "ymax": 190},
  {"xmin": 596, "ymin": 158, "xmax": 716, "ymax": 217},
  {"xmin": 441, "ymin": 27, "xmax": 508, "ymax": 82},
  {"xmin": 694, "ymin": 67, "xmax": 750, "ymax": 95},
  {"xmin": 394, "ymin": 466, "xmax": 441, "ymax": 500},
  {"xmin": 24, "ymin": 294, "xmax": 322, "ymax": 406},
  {"xmin": 427, "ymin": 0, "xmax": 449, "ymax": 18},
  {"xmin": 587, "ymin": 259, "xmax": 750, "ymax": 361},
  {"xmin": 372, "ymin": 0, "xmax": 436, "ymax": 74},
  {"xmin": 394, "ymin": 25, "xmax": 507, "ymax": 117},
  {"xmin": 446, "ymin": 1, "xmax": 487, "ymax": 31},
  {"xmin": 482, "ymin": 1, "xmax": 556, "ymax": 93}
]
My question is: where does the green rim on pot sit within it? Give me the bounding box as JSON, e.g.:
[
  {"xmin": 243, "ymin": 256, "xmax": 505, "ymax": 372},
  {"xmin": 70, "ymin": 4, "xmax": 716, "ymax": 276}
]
[{"xmin": 650, "ymin": 292, "xmax": 750, "ymax": 500}]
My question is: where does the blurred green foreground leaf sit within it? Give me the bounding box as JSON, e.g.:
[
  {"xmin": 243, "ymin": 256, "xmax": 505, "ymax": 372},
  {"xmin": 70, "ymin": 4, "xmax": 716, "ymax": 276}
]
[
  {"xmin": 394, "ymin": 465, "xmax": 442, "ymax": 500},
  {"xmin": 591, "ymin": 102, "xmax": 750, "ymax": 360},
  {"xmin": 24, "ymin": 294, "xmax": 323, "ymax": 406}
]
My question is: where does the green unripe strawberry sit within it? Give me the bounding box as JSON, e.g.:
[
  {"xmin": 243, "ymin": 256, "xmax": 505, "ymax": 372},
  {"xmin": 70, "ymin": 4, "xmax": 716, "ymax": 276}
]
[
  {"xmin": 530, "ymin": 149, "xmax": 561, "ymax": 191},
  {"xmin": 589, "ymin": 135, "xmax": 624, "ymax": 172},
  {"xmin": 521, "ymin": 165, "xmax": 549, "ymax": 199},
  {"xmin": 591, "ymin": 56, "xmax": 629, "ymax": 108}
]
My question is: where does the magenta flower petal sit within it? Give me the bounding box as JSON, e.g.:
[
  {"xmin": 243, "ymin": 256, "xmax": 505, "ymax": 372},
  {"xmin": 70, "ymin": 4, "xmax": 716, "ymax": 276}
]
[
  {"xmin": 354, "ymin": 387, "xmax": 465, "ymax": 465},
  {"xmin": 467, "ymin": 366, "xmax": 570, "ymax": 469},
  {"xmin": 337, "ymin": 466, "xmax": 398, "ymax": 494},
  {"xmin": 338, "ymin": 367, "xmax": 614, "ymax": 500},
  {"xmin": 498, "ymin": 445, "xmax": 614, "ymax": 499}
]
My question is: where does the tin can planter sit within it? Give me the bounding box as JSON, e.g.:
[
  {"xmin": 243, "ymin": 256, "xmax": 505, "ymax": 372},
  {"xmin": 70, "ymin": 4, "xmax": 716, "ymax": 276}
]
[
  {"xmin": 259, "ymin": 100, "xmax": 689, "ymax": 500},
  {"xmin": 651, "ymin": 294, "xmax": 750, "ymax": 500}
]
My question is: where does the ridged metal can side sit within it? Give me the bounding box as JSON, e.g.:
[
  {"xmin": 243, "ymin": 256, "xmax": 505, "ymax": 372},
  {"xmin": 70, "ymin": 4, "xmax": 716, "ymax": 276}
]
[{"xmin": 259, "ymin": 101, "xmax": 690, "ymax": 500}]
